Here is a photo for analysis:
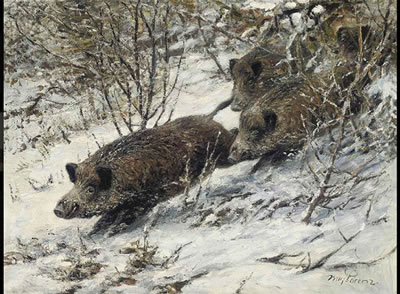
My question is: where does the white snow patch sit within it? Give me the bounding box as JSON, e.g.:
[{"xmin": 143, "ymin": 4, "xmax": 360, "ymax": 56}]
[
  {"xmin": 284, "ymin": 2, "xmax": 297, "ymax": 10},
  {"xmin": 244, "ymin": 0, "xmax": 279, "ymax": 10},
  {"xmin": 312, "ymin": 5, "xmax": 325, "ymax": 16}
]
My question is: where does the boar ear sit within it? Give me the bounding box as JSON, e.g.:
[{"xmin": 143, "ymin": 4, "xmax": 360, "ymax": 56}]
[
  {"xmin": 262, "ymin": 110, "xmax": 277, "ymax": 133},
  {"xmin": 66, "ymin": 163, "xmax": 78, "ymax": 183},
  {"xmin": 96, "ymin": 166, "xmax": 112, "ymax": 190},
  {"xmin": 229, "ymin": 59, "xmax": 238, "ymax": 73},
  {"xmin": 251, "ymin": 61, "xmax": 262, "ymax": 78}
]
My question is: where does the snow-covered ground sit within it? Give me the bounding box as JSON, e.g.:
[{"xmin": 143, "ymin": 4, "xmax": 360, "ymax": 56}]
[
  {"xmin": 3, "ymin": 3, "xmax": 397, "ymax": 292},
  {"xmin": 4, "ymin": 52, "xmax": 397, "ymax": 293}
]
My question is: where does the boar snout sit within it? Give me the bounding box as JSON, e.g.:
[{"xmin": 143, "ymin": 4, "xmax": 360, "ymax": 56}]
[
  {"xmin": 229, "ymin": 134, "xmax": 253, "ymax": 163},
  {"xmin": 54, "ymin": 199, "xmax": 79, "ymax": 219},
  {"xmin": 53, "ymin": 203, "xmax": 64, "ymax": 218},
  {"xmin": 229, "ymin": 144, "xmax": 251, "ymax": 163},
  {"xmin": 228, "ymin": 150, "xmax": 251, "ymax": 163}
]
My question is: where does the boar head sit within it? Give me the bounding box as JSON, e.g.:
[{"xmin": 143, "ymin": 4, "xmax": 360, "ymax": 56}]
[
  {"xmin": 54, "ymin": 162, "xmax": 116, "ymax": 219},
  {"xmin": 229, "ymin": 58, "xmax": 263, "ymax": 112},
  {"xmin": 229, "ymin": 108, "xmax": 278, "ymax": 162}
]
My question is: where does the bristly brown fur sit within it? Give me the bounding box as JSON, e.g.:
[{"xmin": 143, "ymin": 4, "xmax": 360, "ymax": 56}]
[
  {"xmin": 229, "ymin": 48, "xmax": 294, "ymax": 112},
  {"xmin": 54, "ymin": 115, "xmax": 235, "ymax": 233},
  {"xmin": 227, "ymin": 3, "xmax": 386, "ymax": 163},
  {"xmin": 229, "ymin": 74, "xmax": 339, "ymax": 162}
]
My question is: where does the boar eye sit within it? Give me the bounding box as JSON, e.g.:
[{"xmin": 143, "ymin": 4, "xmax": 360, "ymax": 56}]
[{"xmin": 87, "ymin": 186, "xmax": 95, "ymax": 194}]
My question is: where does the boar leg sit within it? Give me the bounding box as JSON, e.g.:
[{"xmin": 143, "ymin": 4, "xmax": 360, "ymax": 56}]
[
  {"xmin": 89, "ymin": 207, "xmax": 141, "ymax": 236},
  {"xmin": 106, "ymin": 209, "xmax": 141, "ymax": 236},
  {"xmin": 250, "ymin": 150, "xmax": 288, "ymax": 174},
  {"xmin": 89, "ymin": 211, "xmax": 121, "ymax": 236}
]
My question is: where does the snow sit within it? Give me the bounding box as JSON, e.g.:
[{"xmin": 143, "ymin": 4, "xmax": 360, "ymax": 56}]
[
  {"xmin": 4, "ymin": 2, "xmax": 397, "ymax": 294},
  {"xmin": 312, "ymin": 5, "xmax": 326, "ymax": 16},
  {"xmin": 284, "ymin": 2, "xmax": 297, "ymax": 10},
  {"xmin": 244, "ymin": 0, "xmax": 280, "ymax": 11},
  {"xmin": 290, "ymin": 12, "xmax": 304, "ymax": 32}
]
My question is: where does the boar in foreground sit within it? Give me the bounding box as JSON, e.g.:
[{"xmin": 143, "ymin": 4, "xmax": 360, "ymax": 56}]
[{"xmin": 54, "ymin": 115, "xmax": 235, "ymax": 234}]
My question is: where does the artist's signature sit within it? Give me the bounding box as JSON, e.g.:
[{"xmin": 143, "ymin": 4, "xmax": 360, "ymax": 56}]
[{"xmin": 327, "ymin": 273, "xmax": 377, "ymax": 286}]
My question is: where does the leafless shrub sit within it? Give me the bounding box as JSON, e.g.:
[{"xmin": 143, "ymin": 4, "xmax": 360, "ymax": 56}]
[
  {"xmin": 152, "ymin": 271, "xmax": 209, "ymax": 294},
  {"xmin": 27, "ymin": 174, "xmax": 54, "ymax": 192},
  {"xmin": 6, "ymin": 0, "xmax": 186, "ymax": 135},
  {"xmin": 8, "ymin": 184, "xmax": 20, "ymax": 203},
  {"xmin": 184, "ymin": 132, "xmax": 222, "ymax": 208},
  {"xmin": 46, "ymin": 228, "xmax": 104, "ymax": 282},
  {"xmin": 257, "ymin": 194, "xmax": 396, "ymax": 273},
  {"xmin": 100, "ymin": 228, "xmax": 158, "ymax": 289},
  {"xmin": 4, "ymin": 251, "xmax": 34, "ymax": 266},
  {"xmin": 91, "ymin": 133, "xmax": 103, "ymax": 150},
  {"xmin": 196, "ymin": 10, "xmax": 229, "ymax": 80},
  {"xmin": 160, "ymin": 242, "xmax": 193, "ymax": 269},
  {"xmin": 103, "ymin": 228, "xmax": 193, "ymax": 290},
  {"xmin": 119, "ymin": 227, "xmax": 158, "ymax": 275},
  {"xmin": 52, "ymin": 259, "xmax": 105, "ymax": 282},
  {"xmin": 4, "ymin": 237, "xmax": 53, "ymax": 266},
  {"xmin": 235, "ymin": 272, "xmax": 254, "ymax": 294},
  {"xmin": 295, "ymin": 0, "xmax": 396, "ymax": 224}
]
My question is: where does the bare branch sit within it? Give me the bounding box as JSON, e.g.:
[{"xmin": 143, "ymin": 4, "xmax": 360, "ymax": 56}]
[
  {"xmin": 328, "ymin": 246, "xmax": 397, "ymax": 270},
  {"xmin": 196, "ymin": 10, "xmax": 229, "ymax": 80}
]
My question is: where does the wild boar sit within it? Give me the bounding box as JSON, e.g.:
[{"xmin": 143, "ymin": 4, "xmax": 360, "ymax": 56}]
[
  {"xmin": 54, "ymin": 114, "xmax": 235, "ymax": 234},
  {"xmin": 228, "ymin": 75, "xmax": 338, "ymax": 163}
]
